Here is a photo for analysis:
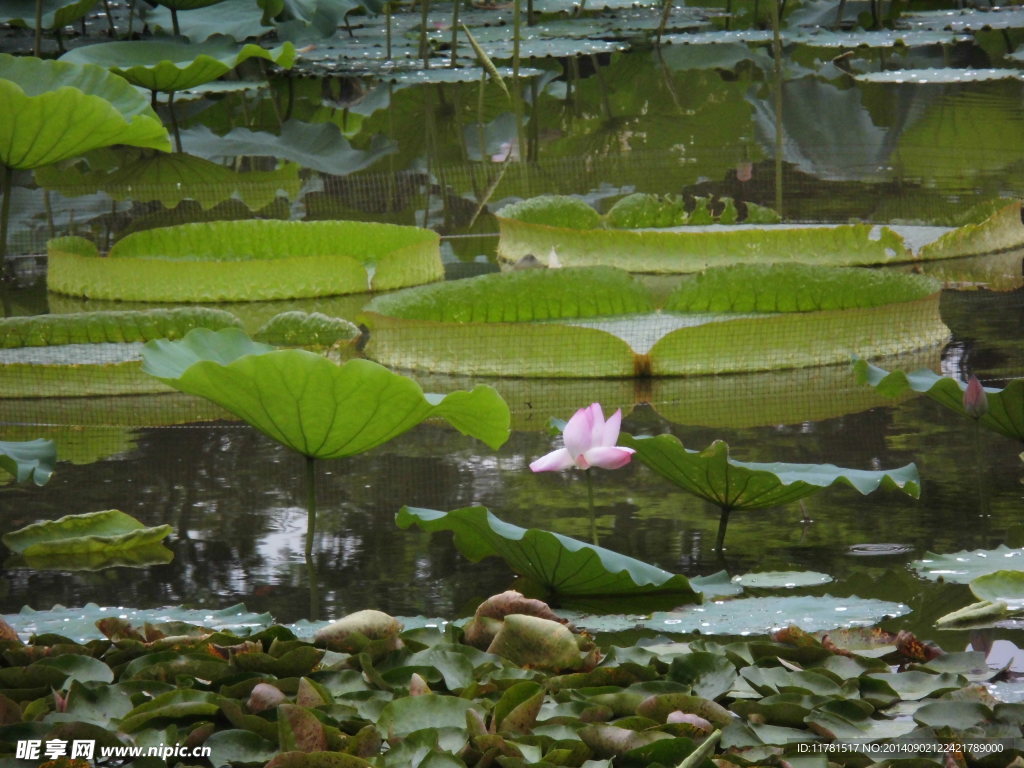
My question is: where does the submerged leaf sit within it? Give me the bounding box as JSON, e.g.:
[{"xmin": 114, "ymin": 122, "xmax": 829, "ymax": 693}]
[
  {"xmin": 395, "ymin": 505, "xmax": 700, "ymax": 601},
  {"xmin": 142, "ymin": 327, "xmax": 510, "ymax": 457},
  {"xmin": 621, "ymin": 434, "xmax": 921, "ymax": 511}
]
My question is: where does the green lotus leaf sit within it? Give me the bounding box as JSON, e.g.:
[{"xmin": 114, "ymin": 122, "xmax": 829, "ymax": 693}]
[
  {"xmin": 154, "ymin": 0, "xmax": 228, "ymax": 9},
  {"xmin": 620, "ymin": 434, "xmax": 921, "ymax": 511},
  {"xmin": 911, "ymin": 545, "xmax": 1024, "ymax": 584},
  {"xmin": 60, "ymin": 38, "xmax": 296, "ymax": 92},
  {"xmin": 0, "ymin": 54, "xmax": 170, "ymax": 171},
  {"xmin": 35, "ymin": 152, "xmax": 302, "ymax": 212},
  {"xmin": 1, "ymin": 509, "xmax": 172, "ymax": 556},
  {"xmin": 142, "ymin": 327, "xmax": 510, "ymax": 457},
  {"xmin": 1, "ymin": 0, "xmax": 97, "ymax": 30},
  {"xmin": 2, "ymin": 602, "xmax": 273, "ymax": 643},
  {"xmin": 0, "ymin": 439, "xmax": 55, "ymax": 486},
  {"xmin": 205, "ymin": 730, "xmax": 279, "ymax": 768},
  {"xmin": 969, "ymin": 570, "xmax": 1024, "ymax": 610},
  {"xmin": 605, "ymin": 193, "xmax": 688, "ymax": 228},
  {"xmin": 142, "ymin": 0, "xmax": 268, "ymax": 41},
  {"xmin": 395, "ymin": 505, "xmax": 701, "ymax": 601},
  {"xmin": 665, "ymin": 264, "xmax": 940, "ymax": 313},
  {"xmin": 731, "ymin": 571, "xmax": 832, "ymax": 589},
  {"xmin": 180, "ymin": 122, "xmax": 396, "ymax": 176},
  {"xmin": 858, "ymin": 68, "xmax": 1024, "ymax": 84},
  {"xmin": 0, "ymin": 307, "xmax": 241, "ymax": 348},
  {"xmin": 863, "ymin": 671, "xmax": 964, "ymax": 701},
  {"xmin": 366, "ymin": 267, "xmax": 653, "ymax": 323},
  {"xmin": 853, "ymin": 358, "xmax": 1024, "ymax": 440},
  {"xmin": 48, "ymin": 219, "xmax": 443, "ymax": 301}
]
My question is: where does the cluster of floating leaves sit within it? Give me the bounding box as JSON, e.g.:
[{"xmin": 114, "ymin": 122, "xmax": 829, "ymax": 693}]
[{"xmin": 0, "ymin": 594, "xmax": 1020, "ymax": 767}]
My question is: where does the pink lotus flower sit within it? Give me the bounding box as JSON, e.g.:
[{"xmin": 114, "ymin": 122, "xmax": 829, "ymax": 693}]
[
  {"xmin": 530, "ymin": 403, "xmax": 635, "ymax": 472},
  {"xmin": 963, "ymin": 374, "xmax": 988, "ymax": 419}
]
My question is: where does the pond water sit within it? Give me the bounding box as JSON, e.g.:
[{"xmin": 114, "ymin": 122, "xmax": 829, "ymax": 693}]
[{"xmin": 3, "ymin": 12, "xmax": 1024, "ymax": 652}]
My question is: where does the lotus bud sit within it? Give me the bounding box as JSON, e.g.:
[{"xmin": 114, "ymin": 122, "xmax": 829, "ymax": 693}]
[
  {"xmin": 247, "ymin": 682, "xmax": 286, "ymax": 713},
  {"xmin": 963, "ymin": 375, "xmax": 988, "ymax": 419},
  {"xmin": 313, "ymin": 609, "xmax": 402, "ymax": 653},
  {"xmin": 667, "ymin": 711, "xmax": 713, "ymax": 731},
  {"xmin": 408, "ymin": 672, "xmax": 431, "ymax": 696}
]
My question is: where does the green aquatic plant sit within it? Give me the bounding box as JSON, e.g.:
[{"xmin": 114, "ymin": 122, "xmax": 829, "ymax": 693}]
[
  {"xmin": 142, "ymin": 327, "xmax": 510, "ymax": 615},
  {"xmin": 1, "ymin": 0, "xmax": 97, "ymax": 55},
  {"xmin": 0, "ymin": 54, "xmax": 170, "ymax": 268},
  {"xmin": 853, "ymin": 358, "xmax": 1024, "ymax": 442},
  {"xmin": 47, "ymin": 219, "xmax": 443, "ymax": 302},
  {"xmin": 620, "ymin": 433, "xmax": 921, "ymax": 551},
  {"xmin": 61, "ymin": 38, "xmax": 296, "ymax": 150},
  {"xmin": 361, "ymin": 264, "xmax": 947, "ymax": 377},
  {"xmin": 936, "ymin": 569, "xmax": 1024, "ymax": 628},
  {"xmin": 2, "ymin": 509, "xmax": 173, "ymax": 571},
  {"xmin": 396, "ymin": 505, "xmax": 700, "ymax": 603},
  {"xmin": 0, "ymin": 438, "xmax": 55, "ymax": 486}
]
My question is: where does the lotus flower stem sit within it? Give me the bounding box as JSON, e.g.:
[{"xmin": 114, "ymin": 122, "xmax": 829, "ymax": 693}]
[
  {"xmin": 304, "ymin": 455, "xmax": 320, "ymax": 620},
  {"xmin": 585, "ymin": 469, "xmax": 597, "ymax": 545},
  {"xmin": 0, "ymin": 165, "xmax": 13, "ymax": 279}
]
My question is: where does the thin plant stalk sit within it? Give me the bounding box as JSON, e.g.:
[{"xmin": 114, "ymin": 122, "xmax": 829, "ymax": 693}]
[
  {"xmin": 656, "ymin": 0, "xmax": 672, "ymax": 46},
  {"xmin": 304, "ymin": 455, "xmax": 320, "ymax": 621},
  {"xmin": 714, "ymin": 505, "xmax": 732, "ymax": 552},
  {"xmin": 34, "ymin": 0, "xmax": 43, "ymax": 57},
  {"xmin": 0, "ymin": 165, "xmax": 13, "ymax": 282},
  {"xmin": 385, "ymin": 2, "xmax": 392, "ymax": 60},
  {"xmin": 419, "ymin": 0, "xmax": 431, "ymax": 67},
  {"xmin": 585, "ymin": 469, "xmax": 597, "ymax": 545},
  {"xmin": 512, "ymin": 0, "xmax": 524, "ymax": 163},
  {"xmin": 102, "ymin": 0, "xmax": 116, "ymax": 35},
  {"xmin": 171, "ymin": 7, "xmax": 181, "ymax": 36},
  {"xmin": 167, "ymin": 91, "xmax": 183, "ymax": 152},
  {"xmin": 449, "ymin": 0, "xmax": 461, "ymax": 67},
  {"xmin": 770, "ymin": 0, "xmax": 784, "ymax": 216}
]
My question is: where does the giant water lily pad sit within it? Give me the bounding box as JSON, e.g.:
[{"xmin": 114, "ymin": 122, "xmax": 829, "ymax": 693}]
[
  {"xmin": 361, "ymin": 265, "xmax": 948, "ymax": 377},
  {"xmin": 0, "ymin": 308, "xmax": 242, "ymax": 398},
  {"xmin": 0, "ymin": 54, "xmax": 170, "ymax": 171},
  {"xmin": 61, "ymin": 38, "xmax": 295, "ymax": 92},
  {"xmin": 620, "ymin": 434, "xmax": 922, "ymax": 511},
  {"xmin": 0, "ymin": 439, "xmax": 56, "ymax": 486},
  {"xmin": 396, "ymin": 505, "xmax": 701, "ymax": 602},
  {"xmin": 853, "ymin": 358, "xmax": 1024, "ymax": 440},
  {"xmin": 47, "ymin": 219, "xmax": 443, "ymax": 302},
  {"xmin": 142, "ymin": 327, "xmax": 510, "ymax": 457},
  {"xmin": 495, "ymin": 196, "xmax": 1024, "ymax": 273}
]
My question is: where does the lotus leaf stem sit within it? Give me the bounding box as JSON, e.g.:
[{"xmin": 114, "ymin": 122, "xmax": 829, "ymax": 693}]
[
  {"xmin": 585, "ymin": 469, "xmax": 597, "ymax": 545},
  {"xmin": 714, "ymin": 506, "xmax": 732, "ymax": 552},
  {"xmin": 449, "ymin": 0, "xmax": 460, "ymax": 67},
  {"xmin": 770, "ymin": 0, "xmax": 784, "ymax": 215},
  {"xmin": 0, "ymin": 165, "xmax": 13, "ymax": 282},
  {"xmin": 305, "ymin": 454, "xmax": 320, "ymax": 620}
]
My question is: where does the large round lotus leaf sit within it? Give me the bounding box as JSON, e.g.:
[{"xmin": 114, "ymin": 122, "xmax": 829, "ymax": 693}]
[
  {"xmin": 48, "ymin": 220, "xmax": 443, "ymax": 301},
  {"xmin": 969, "ymin": 570, "xmax": 1024, "ymax": 610},
  {"xmin": 620, "ymin": 435, "xmax": 921, "ymax": 511},
  {"xmin": 0, "ymin": 54, "xmax": 170, "ymax": 170},
  {"xmin": 142, "ymin": 328, "xmax": 510, "ymax": 458},
  {"xmin": 854, "ymin": 358, "xmax": 1024, "ymax": 441},
  {"xmin": 60, "ymin": 38, "xmax": 296, "ymax": 92},
  {"xmin": 732, "ymin": 572, "xmax": 833, "ymax": 589}
]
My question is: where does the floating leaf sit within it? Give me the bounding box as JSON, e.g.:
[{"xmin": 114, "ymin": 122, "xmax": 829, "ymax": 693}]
[
  {"xmin": 48, "ymin": 219, "xmax": 443, "ymax": 302},
  {"xmin": 142, "ymin": 327, "xmax": 510, "ymax": 457},
  {"xmin": 853, "ymin": 358, "xmax": 1024, "ymax": 440},
  {"xmin": 969, "ymin": 570, "xmax": 1024, "ymax": 611},
  {"xmin": 61, "ymin": 38, "xmax": 296, "ymax": 92},
  {"xmin": 911, "ymin": 545, "xmax": 1024, "ymax": 583},
  {"xmin": 395, "ymin": 505, "xmax": 700, "ymax": 601},
  {"xmin": 0, "ymin": 439, "xmax": 55, "ymax": 486},
  {"xmin": 732, "ymin": 572, "xmax": 833, "ymax": 589},
  {"xmin": 2, "ymin": 509, "xmax": 171, "ymax": 557},
  {"xmin": 0, "ymin": 54, "xmax": 170, "ymax": 171},
  {"xmin": 620, "ymin": 434, "xmax": 921, "ymax": 511}
]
